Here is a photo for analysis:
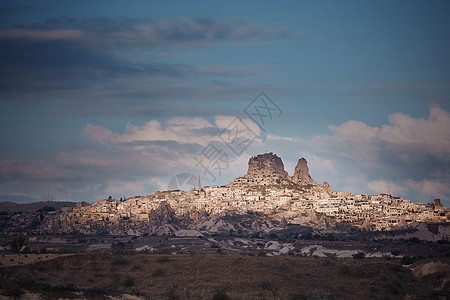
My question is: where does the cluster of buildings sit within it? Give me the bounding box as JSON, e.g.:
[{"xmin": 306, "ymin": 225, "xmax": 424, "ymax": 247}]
[
  {"xmin": 49, "ymin": 179, "xmax": 448, "ymax": 233},
  {"xmin": 3, "ymin": 153, "xmax": 448, "ymax": 234}
]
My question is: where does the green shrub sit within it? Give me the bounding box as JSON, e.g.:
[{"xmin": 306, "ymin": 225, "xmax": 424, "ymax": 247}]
[
  {"xmin": 401, "ymin": 256, "xmax": 415, "ymax": 265},
  {"xmin": 259, "ymin": 280, "xmax": 272, "ymax": 290},
  {"xmin": 8, "ymin": 236, "xmax": 26, "ymax": 253},
  {"xmin": 110, "ymin": 255, "xmax": 128, "ymax": 265},
  {"xmin": 152, "ymin": 267, "xmax": 164, "ymax": 277},
  {"xmin": 53, "ymin": 282, "xmax": 79, "ymax": 291},
  {"xmin": 123, "ymin": 276, "xmax": 135, "ymax": 287},
  {"xmin": 211, "ymin": 289, "xmax": 230, "ymax": 300},
  {"xmin": 157, "ymin": 256, "xmax": 171, "ymax": 263}
]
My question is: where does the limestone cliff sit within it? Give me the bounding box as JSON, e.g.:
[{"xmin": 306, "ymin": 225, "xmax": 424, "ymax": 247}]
[{"xmin": 292, "ymin": 158, "xmax": 316, "ymax": 186}]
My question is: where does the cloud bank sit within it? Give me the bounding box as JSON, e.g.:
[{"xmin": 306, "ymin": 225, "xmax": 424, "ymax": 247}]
[{"xmin": 0, "ymin": 17, "xmax": 297, "ymax": 108}]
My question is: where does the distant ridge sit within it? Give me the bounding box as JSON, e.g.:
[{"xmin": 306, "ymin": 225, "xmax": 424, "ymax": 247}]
[{"xmin": 0, "ymin": 201, "xmax": 77, "ymax": 213}]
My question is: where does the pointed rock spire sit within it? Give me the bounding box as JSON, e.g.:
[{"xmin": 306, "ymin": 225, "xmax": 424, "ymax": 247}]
[{"xmin": 292, "ymin": 158, "xmax": 316, "ymax": 186}]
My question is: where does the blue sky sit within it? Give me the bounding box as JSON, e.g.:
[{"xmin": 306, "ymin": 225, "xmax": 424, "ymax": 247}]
[{"xmin": 0, "ymin": 0, "xmax": 449, "ymax": 206}]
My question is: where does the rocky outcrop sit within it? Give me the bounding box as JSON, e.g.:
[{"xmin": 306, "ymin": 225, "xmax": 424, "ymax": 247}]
[
  {"xmin": 247, "ymin": 152, "xmax": 288, "ymax": 178},
  {"xmin": 292, "ymin": 158, "xmax": 316, "ymax": 186},
  {"xmin": 229, "ymin": 153, "xmax": 318, "ymax": 188},
  {"xmin": 229, "ymin": 152, "xmax": 291, "ymax": 186},
  {"xmin": 374, "ymin": 222, "xmax": 450, "ymax": 242},
  {"xmin": 323, "ymin": 181, "xmax": 332, "ymax": 195},
  {"xmin": 410, "ymin": 261, "xmax": 450, "ymax": 277},
  {"xmin": 432, "ymin": 199, "xmax": 444, "ymax": 209},
  {"xmin": 148, "ymin": 202, "xmax": 177, "ymax": 227}
]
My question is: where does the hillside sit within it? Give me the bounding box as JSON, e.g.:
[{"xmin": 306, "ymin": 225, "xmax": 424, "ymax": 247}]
[{"xmin": 0, "ymin": 201, "xmax": 77, "ymax": 213}]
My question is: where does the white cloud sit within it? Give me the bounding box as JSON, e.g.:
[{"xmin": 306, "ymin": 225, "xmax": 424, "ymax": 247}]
[
  {"xmin": 405, "ymin": 179, "xmax": 450, "ymax": 202},
  {"xmin": 329, "ymin": 120, "xmax": 377, "ymax": 140},
  {"xmin": 82, "ymin": 124, "xmax": 118, "ymax": 145},
  {"xmin": 266, "ymin": 134, "xmax": 294, "ymax": 142},
  {"xmin": 83, "ymin": 115, "xmax": 260, "ymax": 148},
  {"xmin": 380, "ymin": 106, "xmax": 450, "ymax": 154},
  {"xmin": 79, "ymin": 115, "xmax": 265, "ymax": 195},
  {"xmin": 329, "ymin": 106, "xmax": 450, "ymax": 158}
]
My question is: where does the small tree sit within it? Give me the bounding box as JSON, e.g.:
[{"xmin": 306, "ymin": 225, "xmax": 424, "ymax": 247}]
[{"xmin": 9, "ymin": 236, "xmax": 26, "ymax": 253}]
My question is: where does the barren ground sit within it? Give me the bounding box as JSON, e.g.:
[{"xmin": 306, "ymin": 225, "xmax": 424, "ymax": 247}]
[{"xmin": 1, "ymin": 253, "xmax": 449, "ymax": 299}]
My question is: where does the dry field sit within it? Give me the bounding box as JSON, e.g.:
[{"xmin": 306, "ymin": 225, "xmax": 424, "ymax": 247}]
[
  {"xmin": 0, "ymin": 253, "xmax": 74, "ymax": 267},
  {"xmin": 0, "ymin": 253, "xmax": 449, "ymax": 299}
]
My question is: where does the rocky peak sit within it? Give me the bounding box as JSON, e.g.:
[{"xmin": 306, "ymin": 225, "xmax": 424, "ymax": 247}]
[
  {"xmin": 432, "ymin": 199, "xmax": 444, "ymax": 210},
  {"xmin": 292, "ymin": 158, "xmax": 316, "ymax": 186},
  {"xmin": 323, "ymin": 181, "xmax": 333, "ymax": 195},
  {"xmin": 226, "ymin": 152, "xmax": 291, "ymax": 186},
  {"xmin": 246, "ymin": 152, "xmax": 288, "ymax": 178}
]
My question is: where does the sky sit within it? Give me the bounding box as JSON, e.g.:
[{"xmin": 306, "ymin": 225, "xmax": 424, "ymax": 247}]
[{"xmin": 0, "ymin": 0, "xmax": 449, "ymax": 206}]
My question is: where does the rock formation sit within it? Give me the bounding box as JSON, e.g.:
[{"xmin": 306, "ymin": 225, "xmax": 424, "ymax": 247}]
[
  {"xmin": 433, "ymin": 199, "xmax": 444, "ymax": 208},
  {"xmin": 292, "ymin": 158, "xmax": 317, "ymax": 186},
  {"xmin": 230, "ymin": 152, "xmax": 291, "ymax": 186},
  {"xmin": 323, "ymin": 181, "xmax": 332, "ymax": 196},
  {"xmin": 229, "ymin": 153, "xmax": 318, "ymax": 187},
  {"xmin": 148, "ymin": 202, "xmax": 177, "ymax": 227},
  {"xmin": 246, "ymin": 152, "xmax": 288, "ymax": 178}
]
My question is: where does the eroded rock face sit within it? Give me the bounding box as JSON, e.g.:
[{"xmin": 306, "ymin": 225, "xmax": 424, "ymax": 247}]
[
  {"xmin": 148, "ymin": 202, "xmax": 177, "ymax": 227},
  {"xmin": 433, "ymin": 199, "xmax": 444, "ymax": 208},
  {"xmin": 247, "ymin": 152, "xmax": 288, "ymax": 178},
  {"xmin": 229, "ymin": 153, "xmax": 317, "ymax": 187},
  {"xmin": 323, "ymin": 181, "xmax": 332, "ymax": 195},
  {"xmin": 292, "ymin": 158, "xmax": 316, "ymax": 186}
]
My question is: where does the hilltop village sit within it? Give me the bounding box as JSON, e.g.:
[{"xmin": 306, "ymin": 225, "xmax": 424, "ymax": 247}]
[{"xmin": 1, "ymin": 153, "xmax": 448, "ymax": 236}]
